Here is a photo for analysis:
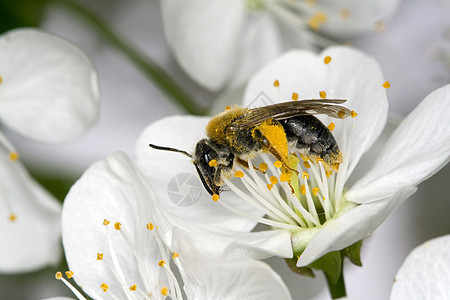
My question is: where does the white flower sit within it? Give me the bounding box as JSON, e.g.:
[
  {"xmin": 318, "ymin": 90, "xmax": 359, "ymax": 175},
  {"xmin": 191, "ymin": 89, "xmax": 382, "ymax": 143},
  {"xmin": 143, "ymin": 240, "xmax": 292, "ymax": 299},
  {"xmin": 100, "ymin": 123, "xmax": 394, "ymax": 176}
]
[
  {"xmin": 61, "ymin": 152, "xmax": 292, "ymax": 300},
  {"xmin": 0, "ymin": 28, "xmax": 100, "ymax": 273},
  {"xmin": 160, "ymin": 0, "xmax": 400, "ymax": 91},
  {"xmin": 391, "ymin": 235, "xmax": 450, "ymax": 299},
  {"xmin": 137, "ymin": 46, "xmax": 450, "ymax": 267}
]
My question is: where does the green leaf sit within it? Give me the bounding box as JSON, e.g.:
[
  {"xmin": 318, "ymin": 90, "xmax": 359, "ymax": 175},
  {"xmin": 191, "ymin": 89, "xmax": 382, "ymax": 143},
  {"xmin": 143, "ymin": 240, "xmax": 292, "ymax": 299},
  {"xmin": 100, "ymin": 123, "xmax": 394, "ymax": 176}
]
[
  {"xmin": 309, "ymin": 251, "xmax": 342, "ymax": 284},
  {"xmin": 342, "ymin": 240, "xmax": 363, "ymax": 267},
  {"xmin": 284, "ymin": 257, "xmax": 315, "ymax": 278}
]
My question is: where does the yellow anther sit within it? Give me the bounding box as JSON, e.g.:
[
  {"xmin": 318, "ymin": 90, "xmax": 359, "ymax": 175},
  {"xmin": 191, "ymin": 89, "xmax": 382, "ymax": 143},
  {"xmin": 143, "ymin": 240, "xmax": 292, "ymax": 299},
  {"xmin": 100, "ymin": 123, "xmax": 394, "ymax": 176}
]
[
  {"xmin": 338, "ymin": 110, "xmax": 346, "ymax": 119},
  {"xmin": 129, "ymin": 284, "xmax": 137, "ymax": 291},
  {"xmin": 146, "ymin": 222, "xmax": 154, "ymax": 230},
  {"xmin": 158, "ymin": 260, "xmax": 166, "ymax": 267},
  {"xmin": 161, "ymin": 286, "xmax": 169, "ymax": 296},
  {"xmin": 319, "ymin": 91, "xmax": 326, "ymax": 99},
  {"xmin": 324, "ymin": 56, "xmax": 332, "ymax": 64},
  {"xmin": 172, "ymin": 252, "xmax": 179, "ymax": 259},
  {"xmin": 65, "ymin": 271, "xmax": 74, "ymax": 279},
  {"xmin": 300, "ymin": 184, "xmax": 306, "ymax": 195},
  {"xmin": 292, "ymin": 92, "xmax": 299, "ymax": 100},
  {"xmin": 55, "ymin": 272, "xmax": 63, "ymax": 280},
  {"xmin": 328, "ymin": 122, "xmax": 335, "ymax": 131},
  {"xmin": 212, "ymin": 194, "xmax": 220, "ymax": 201},
  {"xmin": 100, "ymin": 283, "xmax": 109, "ymax": 292},
  {"xmin": 8, "ymin": 214, "xmax": 17, "ymax": 222},
  {"xmin": 9, "ymin": 152, "xmax": 19, "ymax": 161},
  {"xmin": 225, "ymin": 106, "xmax": 231, "ymax": 111},
  {"xmin": 235, "ymin": 171, "xmax": 244, "ymax": 178},
  {"xmin": 312, "ymin": 187, "xmax": 320, "ymax": 196},
  {"xmin": 273, "ymin": 79, "xmax": 280, "ymax": 87},
  {"xmin": 340, "ymin": 8, "xmax": 350, "ymax": 19},
  {"xmin": 0, "ymin": 76, "xmax": 3, "ymax": 84},
  {"xmin": 303, "ymin": 161, "xmax": 311, "ymax": 169},
  {"xmin": 270, "ymin": 176, "xmax": 278, "ymax": 185},
  {"xmin": 273, "ymin": 160, "xmax": 282, "ymax": 168},
  {"xmin": 259, "ymin": 163, "xmax": 268, "ymax": 171},
  {"xmin": 267, "ymin": 183, "xmax": 273, "ymax": 190},
  {"xmin": 315, "ymin": 157, "xmax": 323, "ymax": 163},
  {"xmin": 302, "ymin": 171, "xmax": 309, "ymax": 179},
  {"xmin": 103, "ymin": 219, "xmax": 110, "ymax": 225},
  {"xmin": 323, "ymin": 196, "xmax": 326, "ymax": 201},
  {"xmin": 375, "ymin": 21, "xmax": 385, "ymax": 32},
  {"xmin": 326, "ymin": 170, "xmax": 333, "ymax": 177},
  {"xmin": 308, "ymin": 12, "xmax": 327, "ymax": 30},
  {"xmin": 351, "ymin": 110, "xmax": 358, "ymax": 118},
  {"xmin": 383, "ymin": 81, "xmax": 390, "ymax": 89},
  {"xmin": 97, "ymin": 253, "xmax": 104, "ymax": 260},
  {"xmin": 114, "ymin": 222, "xmax": 121, "ymax": 230},
  {"xmin": 280, "ymin": 173, "xmax": 291, "ymax": 182},
  {"xmin": 209, "ymin": 159, "xmax": 218, "ymax": 167}
]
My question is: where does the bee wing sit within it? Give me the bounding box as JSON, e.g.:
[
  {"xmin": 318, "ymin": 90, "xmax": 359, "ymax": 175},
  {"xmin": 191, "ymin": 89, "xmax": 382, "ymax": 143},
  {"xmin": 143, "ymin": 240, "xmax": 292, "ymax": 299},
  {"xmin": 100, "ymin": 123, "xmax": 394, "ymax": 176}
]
[{"xmin": 231, "ymin": 99, "xmax": 351, "ymax": 130}]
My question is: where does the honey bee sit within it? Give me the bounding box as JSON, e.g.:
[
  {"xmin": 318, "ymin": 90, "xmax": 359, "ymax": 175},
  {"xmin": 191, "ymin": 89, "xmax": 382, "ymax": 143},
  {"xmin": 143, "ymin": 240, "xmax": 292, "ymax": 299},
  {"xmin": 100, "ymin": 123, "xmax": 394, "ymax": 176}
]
[{"xmin": 149, "ymin": 99, "xmax": 352, "ymax": 197}]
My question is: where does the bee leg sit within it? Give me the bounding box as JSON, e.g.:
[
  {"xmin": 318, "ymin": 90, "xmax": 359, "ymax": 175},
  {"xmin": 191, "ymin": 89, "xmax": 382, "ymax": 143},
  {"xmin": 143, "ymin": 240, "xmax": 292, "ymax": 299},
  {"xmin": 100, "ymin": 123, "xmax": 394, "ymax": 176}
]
[{"xmin": 236, "ymin": 157, "xmax": 266, "ymax": 174}]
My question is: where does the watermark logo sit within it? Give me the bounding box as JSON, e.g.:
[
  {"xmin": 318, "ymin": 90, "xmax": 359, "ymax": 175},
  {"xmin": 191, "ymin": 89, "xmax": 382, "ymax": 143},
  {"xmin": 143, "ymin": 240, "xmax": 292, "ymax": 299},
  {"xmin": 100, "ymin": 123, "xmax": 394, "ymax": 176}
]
[
  {"xmin": 167, "ymin": 173, "xmax": 203, "ymax": 207},
  {"xmin": 247, "ymin": 91, "xmax": 274, "ymax": 108}
]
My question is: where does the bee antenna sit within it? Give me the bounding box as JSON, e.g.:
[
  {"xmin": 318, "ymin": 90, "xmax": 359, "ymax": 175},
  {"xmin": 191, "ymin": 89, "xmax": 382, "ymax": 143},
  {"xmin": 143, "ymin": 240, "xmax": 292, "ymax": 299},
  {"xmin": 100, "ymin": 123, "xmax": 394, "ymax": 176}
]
[{"xmin": 149, "ymin": 143, "xmax": 192, "ymax": 158}]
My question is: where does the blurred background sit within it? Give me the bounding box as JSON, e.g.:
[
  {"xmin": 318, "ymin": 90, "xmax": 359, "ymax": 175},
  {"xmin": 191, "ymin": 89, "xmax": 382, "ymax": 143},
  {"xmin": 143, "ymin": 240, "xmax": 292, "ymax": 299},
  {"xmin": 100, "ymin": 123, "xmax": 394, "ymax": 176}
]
[{"xmin": 0, "ymin": 0, "xmax": 449, "ymax": 299}]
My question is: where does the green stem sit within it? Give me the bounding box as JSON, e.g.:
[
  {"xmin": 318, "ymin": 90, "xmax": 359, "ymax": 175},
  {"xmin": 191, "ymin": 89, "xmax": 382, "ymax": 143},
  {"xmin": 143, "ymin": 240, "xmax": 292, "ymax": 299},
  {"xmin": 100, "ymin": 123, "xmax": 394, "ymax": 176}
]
[
  {"xmin": 51, "ymin": 0, "xmax": 208, "ymax": 115},
  {"xmin": 324, "ymin": 261, "xmax": 346, "ymax": 299}
]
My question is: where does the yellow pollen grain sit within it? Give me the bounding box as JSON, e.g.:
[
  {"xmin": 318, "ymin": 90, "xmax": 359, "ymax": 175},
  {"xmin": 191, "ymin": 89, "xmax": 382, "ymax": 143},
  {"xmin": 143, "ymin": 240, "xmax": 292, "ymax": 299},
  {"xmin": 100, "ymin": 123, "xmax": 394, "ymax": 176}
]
[
  {"xmin": 208, "ymin": 159, "xmax": 218, "ymax": 167},
  {"xmin": 172, "ymin": 252, "xmax": 179, "ymax": 259},
  {"xmin": 103, "ymin": 219, "xmax": 110, "ymax": 225},
  {"xmin": 225, "ymin": 106, "xmax": 231, "ymax": 111},
  {"xmin": 319, "ymin": 91, "xmax": 326, "ymax": 99},
  {"xmin": 327, "ymin": 122, "xmax": 335, "ymax": 131},
  {"xmin": 300, "ymin": 184, "xmax": 306, "ymax": 195},
  {"xmin": 65, "ymin": 271, "xmax": 74, "ymax": 279},
  {"xmin": 351, "ymin": 110, "xmax": 358, "ymax": 118},
  {"xmin": 312, "ymin": 187, "xmax": 320, "ymax": 196},
  {"xmin": 270, "ymin": 176, "xmax": 278, "ymax": 185},
  {"xmin": 158, "ymin": 260, "xmax": 166, "ymax": 267},
  {"xmin": 212, "ymin": 194, "xmax": 220, "ymax": 201},
  {"xmin": 273, "ymin": 160, "xmax": 282, "ymax": 168},
  {"xmin": 324, "ymin": 56, "xmax": 332, "ymax": 64},
  {"xmin": 100, "ymin": 283, "xmax": 109, "ymax": 292},
  {"xmin": 302, "ymin": 171, "xmax": 309, "ymax": 179},
  {"xmin": 97, "ymin": 253, "xmax": 104, "ymax": 260},
  {"xmin": 235, "ymin": 170, "xmax": 244, "ymax": 178},
  {"xmin": 55, "ymin": 272, "xmax": 63, "ymax": 280},
  {"xmin": 8, "ymin": 214, "xmax": 17, "ymax": 222},
  {"xmin": 161, "ymin": 286, "xmax": 169, "ymax": 296},
  {"xmin": 273, "ymin": 79, "xmax": 280, "ymax": 87},
  {"xmin": 114, "ymin": 222, "xmax": 121, "ymax": 230},
  {"xmin": 303, "ymin": 161, "xmax": 311, "ymax": 168},
  {"xmin": 280, "ymin": 173, "xmax": 291, "ymax": 182},
  {"xmin": 129, "ymin": 284, "xmax": 137, "ymax": 291},
  {"xmin": 292, "ymin": 92, "xmax": 299, "ymax": 100},
  {"xmin": 259, "ymin": 163, "xmax": 268, "ymax": 171},
  {"xmin": 146, "ymin": 222, "xmax": 155, "ymax": 230},
  {"xmin": 267, "ymin": 183, "xmax": 273, "ymax": 190},
  {"xmin": 9, "ymin": 151, "xmax": 19, "ymax": 161},
  {"xmin": 383, "ymin": 81, "xmax": 391, "ymax": 89},
  {"xmin": 340, "ymin": 8, "xmax": 350, "ymax": 19}
]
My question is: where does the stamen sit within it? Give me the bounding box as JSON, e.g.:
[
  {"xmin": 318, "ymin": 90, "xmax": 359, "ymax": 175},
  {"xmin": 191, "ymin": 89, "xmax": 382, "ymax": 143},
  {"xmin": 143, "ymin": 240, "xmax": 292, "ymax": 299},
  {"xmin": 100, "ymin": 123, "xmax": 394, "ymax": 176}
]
[
  {"xmin": 324, "ymin": 56, "xmax": 332, "ymax": 64},
  {"xmin": 312, "ymin": 187, "xmax": 320, "ymax": 196},
  {"xmin": 340, "ymin": 8, "xmax": 350, "ymax": 19},
  {"xmin": 383, "ymin": 81, "xmax": 390, "ymax": 89},
  {"xmin": 308, "ymin": 12, "xmax": 328, "ymax": 30},
  {"xmin": 103, "ymin": 219, "xmax": 110, "ymax": 225},
  {"xmin": 172, "ymin": 252, "xmax": 179, "ymax": 259},
  {"xmin": 161, "ymin": 286, "xmax": 169, "ymax": 296},
  {"xmin": 259, "ymin": 163, "xmax": 268, "ymax": 171},
  {"xmin": 9, "ymin": 151, "xmax": 18, "ymax": 161},
  {"xmin": 319, "ymin": 91, "xmax": 327, "ymax": 98},
  {"xmin": 146, "ymin": 222, "xmax": 154, "ymax": 230},
  {"xmin": 303, "ymin": 161, "xmax": 311, "ymax": 168},
  {"xmin": 212, "ymin": 194, "xmax": 220, "ymax": 201},
  {"xmin": 351, "ymin": 110, "xmax": 358, "ymax": 118},
  {"xmin": 8, "ymin": 214, "xmax": 17, "ymax": 222},
  {"xmin": 100, "ymin": 283, "xmax": 109, "ymax": 292},
  {"xmin": 280, "ymin": 173, "xmax": 291, "ymax": 182},
  {"xmin": 0, "ymin": 75, "xmax": 3, "ymax": 84},
  {"xmin": 65, "ymin": 271, "xmax": 74, "ymax": 279},
  {"xmin": 273, "ymin": 160, "xmax": 282, "ymax": 168},
  {"xmin": 129, "ymin": 284, "xmax": 137, "ymax": 291},
  {"xmin": 292, "ymin": 92, "xmax": 299, "ymax": 100},
  {"xmin": 270, "ymin": 176, "xmax": 278, "ymax": 185},
  {"xmin": 273, "ymin": 79, "xmax": 280, "ymax": 87},
  {"xmin": 302, "ymin": 171, "xmax": 309, "ymax": 179},
  {"xmin": 235, "ymin": 171, "xmax": 244, "ymax": 178},
  {"xmin": 158, "ymin": 260, "xmax": 166, "ymax": 267},
  {"xmin": 97, "ymin": 253, "xmax": 104, "ymax": 260},
  {"xmin": 55, "ymin": 271, "xmax": 88, "ymax": 300},
  {"xmin": 328, "ymin": 122, "xmax": 335, "ymax": 131},
  {"xmin": 114, "ymin": 222, "xmax": 121, "ymax": 230}
]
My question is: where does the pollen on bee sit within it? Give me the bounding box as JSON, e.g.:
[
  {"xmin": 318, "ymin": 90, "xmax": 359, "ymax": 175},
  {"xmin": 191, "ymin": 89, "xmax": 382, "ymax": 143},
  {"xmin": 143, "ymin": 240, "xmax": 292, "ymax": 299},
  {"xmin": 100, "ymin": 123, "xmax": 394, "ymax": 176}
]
[
  {"xmin": 324, "ymin": 56, "xmax": 332, "ymax": 64},
  {"xmin": 292, "ymin": 92, "xmax": 299, "ymax": 100},
  {"xmin": 273, "ymin": 160, "xmax": 282, "ymax": 168},
  {"xmin": 273, "ymin": 79, "xmax": 280, "ymax": 87},
  {"xmin": 8, "ymin": 214, "xmax": 17, "ymax": 222},
  {"xmin": 161, "ymin": 286, "xmax": 169, "ymax": 296},
  {"xmin": 270, "ymin": 176, "xmax": 278, "ymax": 185},
  {"xmin": 235, "ymin": 170, "xmax": 244, "ymax": 178},
  {"xmin": 259, "ymin": 163, "xmax": 268, "ymax": 171},
  {"xmin": 351, "ymin": 110, "xmax": 358, "ymax": 118},
  {"xmin": 209, "ymin": 159, "xmax": 218, "ymax": 167},
  {"xmin": 158, "ymin": 260, "xmax": 166, "ymax": 267},
  {"xmin": 129, "ymin": 284, "xmax": 137, "ymax": 291},
  {"xmin": 328, "ymin": 122, "xmax": 335, "ymax": 131},
  {"xmin": 103, "ymin": 219, "xmax": 110, "ymax": 225},
  {"xmin": 212, "ymin": 194, "xmax": 220, "ymax": 201},
  {"xmin": 300, "ymin": 184, "xmax": 306, "ymax": 195},
  {"xmin": 100, "ymin": 283, "xmax": 109, "ymax": 292},
  {"xmin": 303, "ymin": 161, "xmax": 311, "ymax": 168},
  {"xmin": 280, "ymin": 173, "xmax": 291, "ymax": 182},
  {"xmin": 114, "ymin": 222, "xmax": 121, "ymax": 230},
  {"xmin": 312, "ymin": 187, "xmax": 320, "ymax": 196},
  {"xmin": 383, "ymin": 81, "xmax": 390, "ymax": 89},
  {"xmin": 65, "ymin": 271, "xmax": 74, "ymax": 279},
  {"xmin": 340, "ymin": 8, "xmax": 350, "ymax": 19},
  {"xmin": 319, "ymin": 91, "xmax": 326, "ymax": 99},
  {"xmin": 96, "ymin": 253, "xmax": 104, "ymax": 260},
  {"xmin": 55, "ymin": 272, "xmax": 63, "ymax": 280}
]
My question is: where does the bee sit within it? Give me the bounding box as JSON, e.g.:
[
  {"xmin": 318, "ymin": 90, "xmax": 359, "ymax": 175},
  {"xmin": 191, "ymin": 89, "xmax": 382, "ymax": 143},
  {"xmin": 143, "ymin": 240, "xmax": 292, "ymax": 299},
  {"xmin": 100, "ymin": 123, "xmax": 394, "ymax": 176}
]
[{"xmin": 149, "ymin": 99, "xmax": 352, "ymax": 197}]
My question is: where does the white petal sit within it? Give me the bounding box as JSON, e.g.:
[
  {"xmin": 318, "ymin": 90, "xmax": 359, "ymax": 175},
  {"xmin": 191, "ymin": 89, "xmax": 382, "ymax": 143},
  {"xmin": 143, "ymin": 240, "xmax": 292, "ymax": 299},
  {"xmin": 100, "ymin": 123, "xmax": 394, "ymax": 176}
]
[
  {"xmin": 0, "ymin": 28, "xmax": 99, "ymax": 142},
  {"xmin": 160, "ymin": 0, "xmax": 246, "ymax": 90},
  {"xmin": 243, "ymin": 46, "xmax": 388, "ymax": 170},
  {"xmin": 136, "ymin": 115, "xmax": 258, "ymax": 233},
  {"xmin": 348, "ymin": 84, "xmax": 450, "ymax": 203},
  {"xmin": 0, "ymin": 136, "xmax": 62, "ymax": 273},
  {"xmin": 62, "ymin": 152, "xmax": 164, "ymax": 298},
  {"xmin": 391, "ymin": 235, "xmax": 450, "ymax": 299},
  {"xmin": 296, "ymin": 186, "xmax": 416, "ymax": 266}
]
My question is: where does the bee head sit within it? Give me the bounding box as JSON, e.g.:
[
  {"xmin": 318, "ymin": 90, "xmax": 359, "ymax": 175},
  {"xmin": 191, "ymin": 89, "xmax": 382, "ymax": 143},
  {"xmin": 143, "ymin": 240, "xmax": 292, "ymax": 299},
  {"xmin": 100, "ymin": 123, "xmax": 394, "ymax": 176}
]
[{"xmin": 192, "ymin": 139, "xmax": 221, "ymax": 196}]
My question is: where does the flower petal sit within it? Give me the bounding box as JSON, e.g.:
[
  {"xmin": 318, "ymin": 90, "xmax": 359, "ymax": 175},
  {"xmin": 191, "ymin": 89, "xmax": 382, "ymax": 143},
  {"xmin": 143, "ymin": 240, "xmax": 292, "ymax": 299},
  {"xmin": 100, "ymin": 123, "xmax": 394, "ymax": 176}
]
[
  {"xmin": 160, "ymin": 0, "xmax": 246, "ymax": 90},
  {"xmin": 296, "ymin": 186, "xmax": 416, "ymax": 266},
  {"xmin": 391, "ymin": 235, "xmax": 450, "ymax": 299},
  {"xmin": 347, "ymin": 84, "xmax": 450, "ymax": 204},
  {"xmin": 62, "ymin": 152, "xmax": 164, "ymax": 298},
  {"xmin": 0, "ymin": 134, "xmax": 62, "ymax": 273},
  {"xmin": 0, "ymin": 28, "xmax": 99, "ymax": 142}
]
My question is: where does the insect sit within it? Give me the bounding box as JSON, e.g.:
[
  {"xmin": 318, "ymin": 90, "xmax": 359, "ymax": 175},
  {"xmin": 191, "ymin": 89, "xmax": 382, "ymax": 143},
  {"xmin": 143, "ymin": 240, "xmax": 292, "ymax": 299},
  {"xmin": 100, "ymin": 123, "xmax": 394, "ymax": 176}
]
[{"xmin": 149, "ymin": 99, "xmax": 352, "ymax": 197}]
